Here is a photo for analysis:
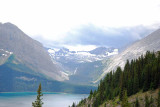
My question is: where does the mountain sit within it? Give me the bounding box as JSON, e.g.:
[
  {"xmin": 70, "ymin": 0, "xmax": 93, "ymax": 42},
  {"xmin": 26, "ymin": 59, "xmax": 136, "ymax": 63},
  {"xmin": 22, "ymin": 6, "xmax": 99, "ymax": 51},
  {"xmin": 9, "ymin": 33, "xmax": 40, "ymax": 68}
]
[
  {"xmin": 0, "ymin": 22, "xmax": 97, "ymax": 93},
  {"xmin": 96, "ymin": 28, "xmax": 160, "ymax": 82},
  {"xmin": 47, "ymin": 47, "xmax": 118, "ymax": 85},
  {"xmin": 0, "ymin": 22, "xmax": 68, "ymax": 81},
  {"xmin": 0, "ymin": 54, "xmax": 96, "ymax": 93},
  {"xmin": 77, "ymin": 51, "xmax": 160, "ymax": 107},
  {"xmin": 48, "ymin": 47, "xmax": 118, "ymax": 64},
  {"xmin": 0, "ymin": 49, "xmax": 96, "ymax": 93},
  {"xmin": 0, "ymin": 49, "xmax": 12, "ymax": 65}
]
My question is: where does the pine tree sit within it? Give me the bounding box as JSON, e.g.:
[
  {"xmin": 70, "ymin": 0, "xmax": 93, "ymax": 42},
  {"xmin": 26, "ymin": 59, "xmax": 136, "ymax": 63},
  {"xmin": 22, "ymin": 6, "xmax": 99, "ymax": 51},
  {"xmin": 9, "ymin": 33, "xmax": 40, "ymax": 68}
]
[
  {"xmin": 122, "ymin": 90, "xmax": 130, "ymax": 107},
  {"xmin": 89, "ymin": 89, "xmax": 93, "ymax": 99},
  {"xmin": 71, "ymin": 102, "xmax": 76, "ymax": 107},
  {"xmin": 93, "ymin": 97, "xmax": 98, "ymax": 107},
  {"xmin": 135, "ymin": 97, "xmax": 139, "ymax": 107},
  {"xmin": 78, "ymin": 51, "xmax": 160, "ymax": 107},
  {"xmin": 90, "ymin": 89, "xmax": 93, "ymax": 95},
  {"xmin": 120, "ymin": 73, "xmax": 124, "ymax": 101},
  {"xmin": 133, "ymin": 71, "xmax": 139, "ymax": 94},
  {"xmin": 145, "ymin": 94, "xmax": 149, "ymax": 107},
  {"xmin": 32, "ymin": 83, "xmax": 43, "ymax": 107},
  {"xmin": 93, "ymin": 90, "xmax": 96, "ymax": 97}
]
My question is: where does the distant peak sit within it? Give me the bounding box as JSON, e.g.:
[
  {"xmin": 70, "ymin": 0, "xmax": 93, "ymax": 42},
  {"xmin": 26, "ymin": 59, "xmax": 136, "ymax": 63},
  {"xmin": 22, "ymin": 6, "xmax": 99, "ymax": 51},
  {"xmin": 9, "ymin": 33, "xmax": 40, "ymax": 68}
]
[
  {"xmin": 0, "ymin": 22, "xmax": 12, "ymax": 25},
  {"xmin": 4, "ymin": 22, "xmax": 17, "ymax": 27},
  {"xmin": 0, "ymin": 22, "xmax": 18, "ymax": 28}
]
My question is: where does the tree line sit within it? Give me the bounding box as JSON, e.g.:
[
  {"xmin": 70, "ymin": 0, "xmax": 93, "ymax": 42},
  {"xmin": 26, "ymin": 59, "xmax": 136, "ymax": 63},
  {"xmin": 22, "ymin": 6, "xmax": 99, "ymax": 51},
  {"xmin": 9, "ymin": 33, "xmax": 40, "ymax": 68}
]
[{"xmin": 78, "ymin": 51, "xmax": 160, "ymax": 107}]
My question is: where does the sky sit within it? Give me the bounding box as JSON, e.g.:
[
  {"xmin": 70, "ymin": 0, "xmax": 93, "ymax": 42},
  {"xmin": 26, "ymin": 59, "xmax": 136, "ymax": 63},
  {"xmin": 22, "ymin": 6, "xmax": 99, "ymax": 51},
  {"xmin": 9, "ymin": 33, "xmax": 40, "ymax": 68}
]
[{"xmin": 0, "ymin": 0, "xmax": 160, "ymax": 51}]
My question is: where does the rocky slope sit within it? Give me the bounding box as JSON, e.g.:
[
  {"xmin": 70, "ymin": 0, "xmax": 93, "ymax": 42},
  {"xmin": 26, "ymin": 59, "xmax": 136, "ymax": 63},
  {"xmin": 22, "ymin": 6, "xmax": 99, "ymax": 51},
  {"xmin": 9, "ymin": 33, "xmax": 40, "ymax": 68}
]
[
  {"xmin": 0, "ymin": 49, "xmax": 13, "ymax": 65},
  {"xmin": 96, "ymin": 28, "xmax": 160, "ymax": 82},
  {"xmin": 0, "ymin": 22, "xmax": 68, "ymax": 81},
  {"xmin": 47, "ymin": 47, "xmax": 118, "ymax": 85},
  {"xmin": 77, "ymin": 89, "xmax": 160, "ymax": 107}
]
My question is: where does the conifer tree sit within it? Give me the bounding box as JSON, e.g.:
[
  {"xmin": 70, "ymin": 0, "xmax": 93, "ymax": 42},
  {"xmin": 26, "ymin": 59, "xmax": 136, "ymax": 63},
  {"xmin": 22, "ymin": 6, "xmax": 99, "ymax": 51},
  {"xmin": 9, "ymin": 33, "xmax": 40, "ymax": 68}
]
[
  {"xmin": 135, "ymin": 97, "xmax": 139, "ymax": 107},
  {"xmin": 93, "ymin": 90, "xmax": 96, "ymax": 97},
  {"xmin": 32, "ymin": 83, "xmax": 43, "ymax": 107},
  {"xmin": 89, "ymin": 89, "xmax": 93, "ymax": 99},
  {"xmin": 90, "ymin": 89, "xmax": 93, "ymax": 96},
  {"xmin": 71, "ymin": 102, "xmax": 76, "ymax": 107},
  {"xmin": 120, "ymin": 73, "xmax": 124, "ymax": 101},
  {"xmin": 133, "ymin": 71, "xmax": 139, "ymax": 94},
  {"xmin": 145, "ymin": 94, "xmax": 149, "ymax": 107},
  {"xmin": 78, "ymin": 51, "xmax": 160, "ymax": 107},
  {"xmin": 122, "ymin": 90, "xmax": 130, "ymax": 107}
]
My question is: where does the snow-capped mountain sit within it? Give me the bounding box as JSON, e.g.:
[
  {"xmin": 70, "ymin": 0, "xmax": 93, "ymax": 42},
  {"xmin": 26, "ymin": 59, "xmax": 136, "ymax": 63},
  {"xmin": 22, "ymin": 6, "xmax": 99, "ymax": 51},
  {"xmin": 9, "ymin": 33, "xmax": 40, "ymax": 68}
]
[
  {"xmin": 0, "ymin": 49, "xmax": 13, "ymax": 65},
  {"xmin": 47, "ymin": 47, "xmax": 118, "ymax": 85},
  {"xmin": 48, "ymin": 47, "xmax": 118, "ymax": 63}
]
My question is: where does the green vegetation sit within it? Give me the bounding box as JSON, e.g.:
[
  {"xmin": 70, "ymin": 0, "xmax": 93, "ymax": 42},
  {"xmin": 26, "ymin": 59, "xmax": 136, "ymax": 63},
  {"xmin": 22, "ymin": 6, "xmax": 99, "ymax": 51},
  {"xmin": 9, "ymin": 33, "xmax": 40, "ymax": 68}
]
[
  {"xmin": 32, "ymin": 83, "xmax": 43, "ymax": 107},
  {"xmin": 71, "ymin": 102, "xmax": 76, "ymax": 107},
  {"xmin": 77, "ymin": 51, "xmax": 160, "ymax": 107},
  {"xmin": 135, "ymin": 97, "xmax": 139, "ymax": 107},
  {"xmin": 144, "ymin": 94, "xmax": 149, "ymax": 107},
  {"xmin": 0, "ymin": 55, "xmax": 96, "ymax": 93},
  {"xmin": 144, "ymin": 94, "xmax": 154, "ymax": 107},
  {"xmin": 67, "ymin": 61, "xmax": 104, "ymax": 85},
  {"xmin": 122, "ymin": 90, "xmax": 130, "ymax": 107}
]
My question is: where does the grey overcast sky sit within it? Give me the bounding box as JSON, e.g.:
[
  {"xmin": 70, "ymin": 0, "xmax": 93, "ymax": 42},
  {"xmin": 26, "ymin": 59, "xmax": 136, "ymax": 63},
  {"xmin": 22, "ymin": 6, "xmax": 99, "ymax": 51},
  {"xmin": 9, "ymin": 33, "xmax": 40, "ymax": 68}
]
[{"xmin": 1, "ymin": 0, "xmax": 160, "ymax": 51}]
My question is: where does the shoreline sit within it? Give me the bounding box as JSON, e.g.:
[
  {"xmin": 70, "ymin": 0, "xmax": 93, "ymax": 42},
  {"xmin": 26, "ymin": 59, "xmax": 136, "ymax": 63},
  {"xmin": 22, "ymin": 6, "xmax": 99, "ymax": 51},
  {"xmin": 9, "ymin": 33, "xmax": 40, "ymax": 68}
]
[{"xmin": 0, "ymin": 92, "xmax": 89, "ymax": 95}]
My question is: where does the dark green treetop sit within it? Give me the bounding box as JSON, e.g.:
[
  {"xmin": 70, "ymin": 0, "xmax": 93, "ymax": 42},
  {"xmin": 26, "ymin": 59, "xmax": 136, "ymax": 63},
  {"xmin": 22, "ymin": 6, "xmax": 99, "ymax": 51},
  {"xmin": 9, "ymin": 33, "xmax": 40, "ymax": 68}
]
[{"xmin": 32, "ymin": 83, "xmax": 43, "ymax": 107}]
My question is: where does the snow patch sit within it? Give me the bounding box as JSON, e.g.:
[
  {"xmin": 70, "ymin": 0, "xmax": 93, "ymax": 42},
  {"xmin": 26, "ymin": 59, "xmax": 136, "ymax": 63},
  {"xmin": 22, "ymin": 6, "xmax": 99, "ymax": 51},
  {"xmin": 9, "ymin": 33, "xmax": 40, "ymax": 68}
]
[{"xmin": 48, "ymin": 49, "xmax": 55, "ymax": 54}]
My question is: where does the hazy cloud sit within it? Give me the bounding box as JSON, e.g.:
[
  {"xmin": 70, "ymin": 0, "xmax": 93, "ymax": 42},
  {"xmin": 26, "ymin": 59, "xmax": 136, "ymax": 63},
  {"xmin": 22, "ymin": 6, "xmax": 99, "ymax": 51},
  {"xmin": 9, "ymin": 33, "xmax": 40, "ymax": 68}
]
[
  {"xmin": 60, "ymin": 24, "xmax": 158, "ymax": 48},
  {"xmin": 34, "ymin": 24, "xmax": 159, "ymax": 49}
]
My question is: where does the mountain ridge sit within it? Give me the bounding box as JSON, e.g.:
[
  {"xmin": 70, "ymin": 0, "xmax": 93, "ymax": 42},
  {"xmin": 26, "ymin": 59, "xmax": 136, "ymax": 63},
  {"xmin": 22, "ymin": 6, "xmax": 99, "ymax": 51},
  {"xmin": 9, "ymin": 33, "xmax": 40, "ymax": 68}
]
[
  {"xmin": 0, "ymin": 22, "xmax": 68, "ymax": 81},
  {"xmin": 96, "ymin": 28, "xmax": 160, "ymax": 82},
  {"xmin": 47, "ymin": 46, "xmax": 118, "ymax": 85}
]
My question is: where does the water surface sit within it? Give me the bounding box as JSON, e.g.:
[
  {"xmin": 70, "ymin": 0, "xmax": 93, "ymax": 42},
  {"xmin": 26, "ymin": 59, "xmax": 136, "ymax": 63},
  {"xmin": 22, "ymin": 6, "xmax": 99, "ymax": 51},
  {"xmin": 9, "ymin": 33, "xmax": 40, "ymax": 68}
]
[{"xmin": 0, "ymin": 92, "xmax": 88, "ymax": 107}]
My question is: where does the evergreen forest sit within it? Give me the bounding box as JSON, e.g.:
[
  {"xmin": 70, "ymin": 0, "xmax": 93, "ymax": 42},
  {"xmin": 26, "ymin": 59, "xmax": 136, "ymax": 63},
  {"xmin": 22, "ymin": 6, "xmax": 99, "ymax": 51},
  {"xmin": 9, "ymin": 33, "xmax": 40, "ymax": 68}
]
[{"xmin": 78, "ymin": 51, "xmax": 160, "ymax": 107}]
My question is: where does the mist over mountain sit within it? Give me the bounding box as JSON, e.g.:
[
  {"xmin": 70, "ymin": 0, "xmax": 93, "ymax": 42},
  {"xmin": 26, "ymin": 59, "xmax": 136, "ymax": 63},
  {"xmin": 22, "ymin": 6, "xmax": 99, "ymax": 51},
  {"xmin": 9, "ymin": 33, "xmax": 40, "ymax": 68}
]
[
  {"xmin": 89, "ymin": 47, "xmax": 115, "ymax": 55},
  {"xmin": 0, "ymin": 22, "xmax": 68, "ymax": 81},
  {"xmin": 96, "ymin": 28, "xmax": 160, "ymax": 82},
  {"xmin": 33, "ymin": 24, "xmax": 158, "ymax": 50}
]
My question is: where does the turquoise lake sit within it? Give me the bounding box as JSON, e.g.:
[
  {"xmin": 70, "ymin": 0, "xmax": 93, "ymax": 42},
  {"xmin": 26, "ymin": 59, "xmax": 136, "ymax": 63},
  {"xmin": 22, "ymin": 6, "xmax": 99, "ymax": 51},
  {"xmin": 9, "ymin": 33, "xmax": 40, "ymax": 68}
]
[{"xmin": 0, "ymin": 92, "xmax": 88, "ymax": 107}]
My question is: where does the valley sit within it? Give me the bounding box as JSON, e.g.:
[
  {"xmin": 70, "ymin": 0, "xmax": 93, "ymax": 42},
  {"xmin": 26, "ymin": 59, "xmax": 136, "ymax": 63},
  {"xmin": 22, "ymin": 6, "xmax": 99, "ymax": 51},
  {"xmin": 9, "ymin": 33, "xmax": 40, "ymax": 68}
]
[
  {"xmin": 47, "ymin": 47, "xmax": 118, "ymax": 85},
  {"xmin": 0, "ymin": 23, "xmax": 97, "ymax": 93},
  {"xmin": 1, "ymin": 0, "xmax": 160, "ymax": 107}
]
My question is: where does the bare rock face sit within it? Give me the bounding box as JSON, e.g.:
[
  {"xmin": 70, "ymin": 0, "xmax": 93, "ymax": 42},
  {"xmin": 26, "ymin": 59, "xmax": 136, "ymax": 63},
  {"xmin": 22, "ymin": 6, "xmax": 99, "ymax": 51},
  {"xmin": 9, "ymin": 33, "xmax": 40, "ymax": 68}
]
[
  {"xmin": 96, "ymin": 28, "xmax": 160, "ymax": 82},
  {"xmin": 0, "ymin": 22, "xmax": 68, "ymax": 81}
]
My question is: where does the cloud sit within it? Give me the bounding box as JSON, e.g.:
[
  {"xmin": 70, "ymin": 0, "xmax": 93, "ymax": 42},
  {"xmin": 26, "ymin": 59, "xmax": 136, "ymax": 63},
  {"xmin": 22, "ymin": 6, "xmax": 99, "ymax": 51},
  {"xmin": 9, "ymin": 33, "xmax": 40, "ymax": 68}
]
[
  {"xmin": 34, "ymin": 24, "xmax": 159, "ymax": 50},
  {"xmin": 1, "ymin": 0, "xmax": 160, "ymax": 40},
  {"xmin": 60, "ymin": 24, "xmax": 158, "ymax": 48}
]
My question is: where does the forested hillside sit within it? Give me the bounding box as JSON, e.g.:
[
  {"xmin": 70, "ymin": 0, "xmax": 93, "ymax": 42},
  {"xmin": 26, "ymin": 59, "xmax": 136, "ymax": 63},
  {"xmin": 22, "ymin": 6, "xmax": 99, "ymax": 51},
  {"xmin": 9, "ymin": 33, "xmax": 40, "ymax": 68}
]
[{"xmin": 77, "ymin": 51, "xmax": 160, "ymax": 107}]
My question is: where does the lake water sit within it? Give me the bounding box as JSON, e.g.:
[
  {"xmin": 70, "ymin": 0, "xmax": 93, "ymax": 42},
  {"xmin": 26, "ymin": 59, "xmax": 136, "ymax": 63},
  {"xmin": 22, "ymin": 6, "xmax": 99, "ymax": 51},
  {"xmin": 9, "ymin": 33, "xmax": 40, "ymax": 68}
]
[{"xmin": 0, "ymin": 92, "xmax": 88, "ymax": 107}]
